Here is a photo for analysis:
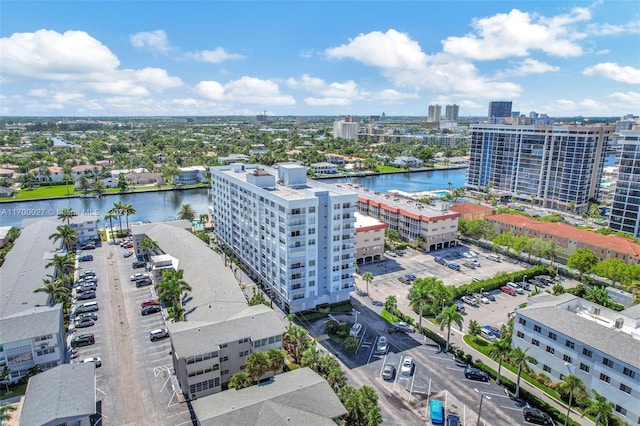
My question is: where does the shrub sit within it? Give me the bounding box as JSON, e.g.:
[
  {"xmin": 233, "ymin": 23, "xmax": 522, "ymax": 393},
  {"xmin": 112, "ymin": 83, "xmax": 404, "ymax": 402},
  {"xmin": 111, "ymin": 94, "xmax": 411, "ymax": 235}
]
[
  {"xmin": 325, "ymin": 319, "xmax": 340, "ymax": 335},
  {"xmin": 344, "ymin": 337, "xmax": 359, "ymax": 353}
]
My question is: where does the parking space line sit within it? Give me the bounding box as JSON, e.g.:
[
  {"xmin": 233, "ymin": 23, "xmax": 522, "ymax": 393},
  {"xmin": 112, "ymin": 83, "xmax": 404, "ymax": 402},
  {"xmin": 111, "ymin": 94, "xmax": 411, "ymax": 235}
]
[
  {"xmin": 149, "ymin": 357, "xmax": 171, "ymax": 364},
  {"xmin": 501, "ymin": 405, "xmax": 525, "ymax": 412},
  {"xmin": 166, "ymin": 410, "xmax": 190, "ymax": 419}
]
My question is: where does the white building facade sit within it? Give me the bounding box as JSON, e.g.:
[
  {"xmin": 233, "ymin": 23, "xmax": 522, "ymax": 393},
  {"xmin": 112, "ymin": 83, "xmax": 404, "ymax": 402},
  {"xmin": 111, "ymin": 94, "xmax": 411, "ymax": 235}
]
[
  {"xmin": 211, "ymin": 163, "xmax": 357, "ymax": 313},
  {"xmin": 332, "ymin": 120, "xmax": 359, "ymax": 140},
  {"xmin": 609, "ymin": 131, "xmax": 640, "ymax": 238}
]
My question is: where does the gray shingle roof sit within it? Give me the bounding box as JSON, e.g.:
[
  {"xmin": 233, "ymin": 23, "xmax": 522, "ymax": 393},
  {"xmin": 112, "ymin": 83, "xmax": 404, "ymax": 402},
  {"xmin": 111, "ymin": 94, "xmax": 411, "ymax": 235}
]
[
  {"xmin": 622, "ymin": 303, "xmax": 640, "ymax": 319},
  {"xmin": 19, "ymin": 363, "xmax": 95, "ymax": 426},
  {"xmin": 192, "ymin": 367, "xmax": 347, "ymax": 426},
  {"xmin": 169, "ymin": 305, "xmax": 286, "ymax": 358},
  {"xmin": 0, "ymin": 304, "xmax": 63, "ymax": 343},
  {"xmin": 0, "ymin": 217, "xmax": 63, "ymax": 317},
  {"xmin": 133, "ymin": 222, "xmax": 247, "ymax": 323},
  {"xmin": 519, "ymin": 297, "xmax": 640, "ymax": 369}
]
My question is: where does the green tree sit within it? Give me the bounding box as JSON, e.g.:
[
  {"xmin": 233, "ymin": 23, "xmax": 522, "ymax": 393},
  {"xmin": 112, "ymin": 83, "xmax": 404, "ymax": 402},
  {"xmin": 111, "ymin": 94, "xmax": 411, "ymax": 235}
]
[
  {"xmin": 584, "ymin": 286, "xmax": 615, "ymax": 309},
  {"xmin": 0, "ymin": 367, "xmax": 10, "ymax": 393},
  {"xmin": 121, "ymin": 203, "xmax": 136, "ymax": 235},
  {"xmin": 57, "ymin": 207, "xmax": 77, "ymax": 224},
  {"xmin": 245, "ymin": 351, "xmax": 270, "ymax": 382},
  {"xmin": 0, "ymin": 403, "xmax": 17, "ymax": 422},
  {"xmin": 266, "ymin": 348, "xmax": 286, "ymax": 376},
  {"xmin": 384, "ymin": 229, "xmax": 401, "ymax": 247},
  {"xmin": 509, "ymin": 347, "xmax": 536, "ymax": 398},
  {"xmin": 33, "ymin": 278, "xmax": 71, "ymax": 304},
  {"xmin": 361, "ymin": 271, "xmax": 373, "ymax": 296},
  {"xmin": 103, "ymin": 212, "xmax": 117, "ymax": 241},
  {"xmin": 110, "ymin": 201, "xmax": 126, "ymax": 235},
  {"xmin": 489, "ymin": 338, "xmax": 512, "ymax": 385},
  {"xmin": 435, "ymin": 304, "xmax": 464, "ymax": 352},
  {"xmin": 552, "ymin": 283, "xmax": 565, "ymax": 295},
  {"xmin": 117, "ymin": 173, "xmax": 129, "ymax": 191},
  {"xmin": 91, "ymin": 179, "xmax": 105, "ymax": 197},
  {"xmin": 558, "ymin": 374, "xmax": 585, "ymax": 426},
  {"xmin": 383, "ymin": 295, "xmax": 397, "ymax": 314},
  {"xmin": 156, "ymin": 269, "xmax": 192, "ymax": 321},
  {"xmin": 46, "ymin": 254, "xmax": 75, "ymax": 278},
  {"xmin": 48, "ymin": 224, "xmax": 78, "ymax": 252},
  {"xmin": 228, "ymin": 372, "xmax": 254, "ymax": 390},
  {"xmin": 581, "ymin": 389, "xmax": 613, "ymax": 426},
  {"xmin": 248, "ymin": 288, "xmax": 269, "ymax": 307},
  {"xmin": 468, "ymin": 320, "xmax": 481, "ymax": 340},
  {"xmin": 283, "ymin": 325, "xmax": 311, "ymax": 364},
  {"xmin": 458, "ymin": 219, "xmax": 496, "ymax": 240},
  {"xmin": 567, "ymin": 248, "xmax": 599, "ymax": 277},
  {"xmin": 139, "ymin": 237, "xmax": 159, "ymax": 255},
  {"xmin": 592, "ymin": 259, "xmax": 632, "ymax": 286},
  {"xmin": 177, "ymin": 203, "xmax": 197, "ymax": 221},
  {"xmin": 409, "ymin": 279, "xmax": 434, "ymax": 334},
  {"xmin": 338, "ymin": 385, "xmax": 382, "ymax": 426},
  {"xmin": 493, "ymin": 232, "xmax": 517, "ymax": 253}
]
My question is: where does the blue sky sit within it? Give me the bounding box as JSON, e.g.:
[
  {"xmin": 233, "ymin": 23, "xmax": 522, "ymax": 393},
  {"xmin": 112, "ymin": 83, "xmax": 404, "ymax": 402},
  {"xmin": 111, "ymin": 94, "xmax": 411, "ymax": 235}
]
[{"xmin": 1, "ymin": 1, "xmax": 638, "ymax": 117}]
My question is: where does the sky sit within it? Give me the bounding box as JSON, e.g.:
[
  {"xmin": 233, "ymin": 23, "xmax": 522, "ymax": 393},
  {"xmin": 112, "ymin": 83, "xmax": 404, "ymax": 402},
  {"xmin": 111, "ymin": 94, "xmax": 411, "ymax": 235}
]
[{"xmin": 0, "ymin": 1, "xmax": 639, "ymax": 118}]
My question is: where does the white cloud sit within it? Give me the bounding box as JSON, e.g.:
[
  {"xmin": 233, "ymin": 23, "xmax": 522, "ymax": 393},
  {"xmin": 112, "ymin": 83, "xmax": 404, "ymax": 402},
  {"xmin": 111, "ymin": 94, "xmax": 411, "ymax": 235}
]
[
  {"xmin": 595, "ymin": 49, "xmax": 610, "ymax": 55},
  {"xmin": 196, "ymin": 76, "xmax": 295, "ymax": 106},
  {"xmin": 375, "ymin": 89, "xmax": 419, "ymax": 103},
  {"xmin": 587, "ymin": 20, "xmax": 640, "ymax": 36},
  {"xmin": 185, "ymin": 47, "xmax": 244, "ymax": 63},
  {"xmin": 27, "ymin": 88, "xmax": 85, "ymax": 103},
  {"xmin": 325, "ymin": 29, "xmax": 428, "ymax": 70},
  {"xmin": 497, "ymin": 58, "xmax": 560, "ymax": 77},
  {"xmin": 442, "ymin": 7, "xmax": 589, "ymax": 60},
  {"xmin": 583, "ymin": 62, "xmax": 640, "ymax": 84},
  {"xmin": 305, "ymin": 97, "xmax": 352, "ymax": 107},
  {"xmin": 130, "ymin": 30, "xmax": 172, "ymax": 53},
  {"xmin": 608, "ymin": 91, "xmax": 640, "ymax": 106}
]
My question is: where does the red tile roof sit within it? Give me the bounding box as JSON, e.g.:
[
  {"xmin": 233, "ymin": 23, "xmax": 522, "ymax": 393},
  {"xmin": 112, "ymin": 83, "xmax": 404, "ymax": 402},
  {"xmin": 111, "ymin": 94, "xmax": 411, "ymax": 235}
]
[
  {"xmin": 487, "ymin": 214, "xmax": 640, "ymax": 258},
  {"xmin": 450, "ymin": 202, "xmax": 493, "ymax": 215}
]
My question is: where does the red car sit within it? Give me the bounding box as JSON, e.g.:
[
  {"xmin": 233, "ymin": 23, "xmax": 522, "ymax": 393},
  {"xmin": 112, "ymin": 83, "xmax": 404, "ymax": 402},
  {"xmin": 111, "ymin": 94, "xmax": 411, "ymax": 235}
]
[
  {"xmin": 500, "ymin": 286, "xmax": 516, "ymax": 296},
  {"xmin": 141, "ymin": 299, "xmax": 160, "ymax": 308},
  {"xmin": 123, "ymin": 242, "xmax": 134, "ymax": 249}
]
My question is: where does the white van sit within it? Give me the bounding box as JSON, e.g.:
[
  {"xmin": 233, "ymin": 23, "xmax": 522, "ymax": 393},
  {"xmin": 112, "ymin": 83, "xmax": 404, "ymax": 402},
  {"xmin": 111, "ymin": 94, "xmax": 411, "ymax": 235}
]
[
  {"xmin": 506, "ymin": 282, "xmax": 524, "ymax": 294},
  {"xmin": 149, "ymin": 328, "xmax": 169, "ymax": 341},
  {"xmin": 487, "ymin": 254, "xmax": 501, "ymax": 262},
  {"xmin": 75, "ymin": 301, "xmax": 99, "ymax": 313}
]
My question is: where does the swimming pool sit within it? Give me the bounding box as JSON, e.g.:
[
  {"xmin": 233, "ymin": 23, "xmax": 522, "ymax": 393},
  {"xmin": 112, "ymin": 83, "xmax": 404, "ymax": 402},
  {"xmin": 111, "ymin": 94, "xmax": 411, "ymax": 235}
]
[{"xmin": 432, "ymin": 190, "xmax": 450, "ymax": 197}]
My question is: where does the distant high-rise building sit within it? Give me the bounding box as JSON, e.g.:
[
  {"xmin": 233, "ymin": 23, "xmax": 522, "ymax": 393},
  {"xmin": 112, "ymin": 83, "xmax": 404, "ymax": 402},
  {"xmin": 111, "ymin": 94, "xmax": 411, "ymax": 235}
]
[
  {"xmin": 609, "ymin": 131, "xmax": 640, "ymax": 238},
  {"xmin": 427, "ymin": 104, "xmax": 441, "ymax": 122},
  {"xmin": 444, "ymin": 104, "xmax": 459, "ymax": 121},
  {"xmin": 333, "ymin": 120, "xmax": 359, "ymax": 140},
  {"xmin": 467, "ymin": 124, "xmax": 611, "ymax": 213},
  {"xmin": 488, "ymin": 101, "xmax": 512, "ymax": 123},
  {"xmin": 256, "ymin": 112, "xmax": 268, "ymax": 125}
]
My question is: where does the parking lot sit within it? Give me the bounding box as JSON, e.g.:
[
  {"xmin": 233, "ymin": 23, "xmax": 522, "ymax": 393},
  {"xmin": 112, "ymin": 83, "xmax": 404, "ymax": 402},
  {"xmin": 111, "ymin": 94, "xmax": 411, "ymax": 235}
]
[{"xmin": 69, "ymin": 240, "xmax": 193, "ymax": 426}]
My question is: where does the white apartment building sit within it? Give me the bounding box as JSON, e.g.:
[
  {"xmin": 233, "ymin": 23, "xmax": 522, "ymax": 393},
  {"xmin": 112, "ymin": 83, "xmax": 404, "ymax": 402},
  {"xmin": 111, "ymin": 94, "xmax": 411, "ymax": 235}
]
[
  {"xmin": 69, "ymin": 215, "xmax": 100, "ymax": 245},
  {"xmin": 333, "ymin": 120, "xmax": 359, "ymax": 140},
  {"xmin": 428, "ymin": 104, "xmax": 442, "ymax": 123},
  {"xmin": 339, "ymin": 183, "xmax": 459, "ymax": 252},
  {"xmin": 175, "ymin": 166, "xmax": 207, "ymax": 184},
  {"xmin": 210, "ymin": 163, "xmax": 358, "ymax": 313},
  {"xmin": 513, "ymin": 293, "xmax": 640, "ymax": 424},
  {"xmin": 354, "ymin": 212, "xmax": 386, "ymax": 265},
  {"xmin": 467, "ymin": 124, "xmax": 611, "ymax": 213},
  {"xmin": 609, "ymin": 131, "xmax": 640, "ymax": 238}
]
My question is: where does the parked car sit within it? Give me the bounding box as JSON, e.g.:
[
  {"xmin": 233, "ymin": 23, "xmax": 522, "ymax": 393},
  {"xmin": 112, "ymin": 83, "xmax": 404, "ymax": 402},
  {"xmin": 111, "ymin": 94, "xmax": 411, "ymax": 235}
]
[
  {"xmin": 400, "ymin": 356, "xmax": 414, "ymax": 376},
  {"xmin": 461, "ymin": 295, "xmax": 477, "ymax": 306},
  {"xmin": 71, "ymin": 334, "xmax": 95, "ymax": 348},
  {"xmin": 79, "ymin": 271, "xmax": 96, "ymax": 278},
  {"xmin": 454, "ymin": 302, "xmax": 466, "ymax": 313},
  {"xmin": 397, "ymin": 276, "xmax": 411, "ymax": 284},
  {"xmin": 500, "ymin": 285, "xmax": 516, "ymax": 296},
  {"xmin": 74, "ymin": 302, "xmax": 99, "ymax": 314},
  {"xmin": 477, "ymin": 294, "xmax": 490, "ymax": 304},
  {"xmin": 141, "ymin": 299, "xmax": 161, "ymax": 308},
  {"xmin": 470, "ymin": 259, "xmax": 481, "ymax": 267},
  {"xmin": 76, "ymin": 290, "xmax": 96, "ymax": 301},
  {"xmin": 74, "ymin": 318, "xmax": 95, "ymax": 328},
  {"xmin": 434, "ymin": 256, "xmax": 447, "ymax": 265},
  {"xmin": 132, "ymin": 260, "xmax": 146, "ymax": 269},
  {"xmin": 77, "ymin": 283, "xmax": 97, "ymax": 292},
  {"xmin": 80, "ymin": 243, "xmax": 96, "ymax": 250},
  {"xmin": 76, "ymin": 312, "xmax": 98, "ymax": 322},
  {"xmin": 472, "ymin": 277, "xmax": 482, "ymax": 282},
  {"xmin": 123, "ymin": 242, "xmax": 134, "ymax": 249},
  {"xmin": 141, "ymin": 305, "xmax": 161, "ymax": 316},
  {"xmin": 81, "ymin": 356, "xmax": 102, "ymax": 368},
  {"xmin": 482, "ymin": 325, "xmax": 501, "ymax": 339},
  {"xmin": 381, "ymin": 364, "xmax": 396, "ymax": 380},
  {"xmin": 375, "ymin": 336, "xmax": 388, "ymax": 354},
  {"xmin": 447, "ymin": 263, "xmax": 461, "ymax": 271},
  {"xmin": 403, "ymin": 273, "xmax": 417, "ymax": 281},
  {"xmin": 487, "ymin": 254, "xmax": 501, "ymax": 262},
  {"xmin": 77, "ymin": 276, "xmax": 98, "ymax": 284},
  {"xmin": 506, "ymin": 282, "xmax": 524, "ymax": 294},
  {"xmin": 446, "ymin": 413, "xmax": 461, "ymax": 426},
  {"xmin": 388, "ymin": 321, "xmax": 415, "ymax": 333},
  {"xmin": 482, "ymin": 292, "xmax": 496, "ymax": 301},
  {"xmin": 349, "ymin": 323, "xmax": 362, "ymax": 337},
  {"xmin": 464, "ymin": 366, "xmax": 489, "ymax": 382},
  {"xmin": 78, "ymin": 254, "xmax": 93, "ymax": 262},
  {"xmin": 135, "ymin": 277, "xmax": 153, "ymax": 288},
  {"xmin": 149, "ymin": 328, "xmax": 169, "ymax": 341},
  {"xmin": 522, "ymin": 407, "xmax": 554, "ymax": 425},
  {"xmin": 124, "ymin": 250, "xmax": 134, "ymax": 258},
  {"xmin": 130, "ymin": 272, "xmax": 149, "ymax": 281}
]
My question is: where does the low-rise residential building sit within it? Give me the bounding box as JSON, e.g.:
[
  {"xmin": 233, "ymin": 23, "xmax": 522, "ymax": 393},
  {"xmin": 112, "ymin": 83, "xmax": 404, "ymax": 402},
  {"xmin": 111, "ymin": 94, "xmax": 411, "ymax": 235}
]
[
  {"xmin": 311, "ymin": 162, "xmax": 339, "ymax": 175},
  {"xmin": 71, "ymin": 164, "xmax": 97, "ymax": 180},
  {"xmin": 486, "ymin": 213, "xmax": 640, "ymax": 265},
  {"xmin": 341, "ymin": 183, "xmax": 459, "ymax": 251},
  {"xmin": 449, "ymin": 201, "xmax": 494, "ymax": 221},
  {"xmin": 18, "ymin": 363, "xmax": 96, "ymax": 426},
  {"xmin": 175, "ymin": 166, "xmax": 207, "ymax": 184},
  {"xmin": 513, "ymin": 294, "xmax": 640, "ymax": 424},
  {"xmin": 218, "ymin": 154, "xmax": 250, "ymax": 164},
  {"xmin": 354, "ymin": 212, "xmax": 386, "ymax": 264},
  {"xmin": 68, "ymin": 215, "xmax": 100, "ymax": 245},
  {"xmin": 390, "ymin": 156, "xmax": 424, "ymax": 168},
  {"xmin": 29, "ymin": 166, "xmax": 64, "ymax": 182},
  {"xmin": 191, "ymin": 367, "xmax": 347, "ymax": 426}
]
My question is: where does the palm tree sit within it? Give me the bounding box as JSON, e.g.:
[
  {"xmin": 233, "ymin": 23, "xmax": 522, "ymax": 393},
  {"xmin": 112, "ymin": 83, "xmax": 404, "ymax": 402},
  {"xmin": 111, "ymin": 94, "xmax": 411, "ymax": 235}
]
[
  {"xmin": 33, "ymin": 278, "xmax": 71, "ymax": 304},
  {"xmin": 361, "ymin": 271, "xmax": 373, "ymax": 296},
  {"xmin": 489, "ymin": 338, "xmax": 512, "ymax": 385},
  {"xmin": 245, "ymin": 351, "xmax": 270, "ymax": 382},
  {"xmin": 410, "ymin": 280, "xmax": 435, "ymax": 334},
  {"xmin": 57, "ymin": 207, "xmax": 76, "ymax": 224},
  {"xmin": 509, "ymin": 347, "xmax": 536, "ymax": 397},
  {"xmin": 46, "ymin": 254, "xmax": 75, "ymax": 278},
  {"xmin": 103, "ymin": 212, "xmax": 117, "ymax": 242},
  {"xmin": 228, "ymin": 372, "xmax": 254, "ymax": 390},
  {"xmin": 177, "ymin": 203, "xmax": 197, "ymax": 221},
  {"xmin": 121, "ymin": 203, "xmax": 136, "ymax": 235},
  {"xmin": 48, "ymin": 225, "xmax": 78, "ymax": 252},
  {"xmin": 0, "ymin": 367, "xmax": 10, "ymax": 393},
  {"xmin": 283, "ymin": 325, "xmax": 311, "ymax": 364},
  {"xmin": 139, "ymin": 237, "xmax": 159, "ymax": 256},
  {"xmin": 156, "ymin": 269, "xmax": 192, "ymax": 320},
  {"xmin": 436, "ymin": 304, "xmax": 464, "ymax": 352},
  {"xmin": 266, "ymin": 348, "xmax": 285, "ymax": 376},
  {"xmin": 0, "ymin": 403, "xmax": 17, "ymax": 422},
  {"xmin": 383, "ymin": 295, "xmax": 397, "ymax": 314},
  {"xmin": 110, "ymin": 201, "xmax": 126, "ymax": 236},
  {"xmin": 559, "ymin": 374, "xmax": 584, "ymax": 426},
  {"xmin": 91, "ymin": 179, "xmax": 105, "ymax": 197},
  {"xmin": 582, "ymin": 389, "xmax": 613, "ymax": 426},
  {"xmin": 199, "ymin": 213, "xmax": 209, "ymax": 227},
  {"xmin": 326, "ymin": 366, "xmax": 347, "ymax": 390}
]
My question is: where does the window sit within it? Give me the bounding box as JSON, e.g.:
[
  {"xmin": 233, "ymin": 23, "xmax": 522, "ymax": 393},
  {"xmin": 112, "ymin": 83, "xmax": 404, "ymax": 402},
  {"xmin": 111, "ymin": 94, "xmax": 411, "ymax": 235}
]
[
  {"xmin": 548, "ymin": 332, "xmax": 557, "ymax": 340},
  {"xmin": 583, "ymin": 348, "xmax": 592, "ymax": 358},
  {"xmin": 534, "ymin": 325, "xmax": 541, "ymax": 333},
  {"xmin": 565, "ymin": 340, "xmax": 575, "ymax": 349},
  {"xmin": 519, "ymin": 318, "xmax": 526, "ymax": 325},
  {"xmin": 623, "ymin": 367, "xmax": 635, "ymax": 379},
  {"xmin": 546, "ymin": 346, "xmax": 555, "ymax": 354},
  {"xmin": 579, "ymin": 363, "xmax": 590, "ymax": 373},
  {"xmin": 603, "ymin": 357, "xmax": 614, "ymax": 368},
  {"xmin": 531, "ymin": 338, "xmax": 539, "ymax": 347},
  {"xmin": 620, "ymin": 383, "xmax": 632, "ymax": 394},
  {"xmin": 516, "ymin": 331, "xmax": 524, "ymax": 339},
  {"xmin": 543, "ymin": 365, "xmax": 551, "ymax": 373},
  {"xmin": 563, "ymin": 355, "xmax": 572, "ymax": 363},
  {"xmin": 599, "ymin": 373, "xmax": 610, "ymax": 383},
  {"xmin": 615, "ymin": 405, "xmax": 627, "ymax": 416},
  {"xmin": 220, "ymin": 356, "xmax": 229, "ymax": 362}
]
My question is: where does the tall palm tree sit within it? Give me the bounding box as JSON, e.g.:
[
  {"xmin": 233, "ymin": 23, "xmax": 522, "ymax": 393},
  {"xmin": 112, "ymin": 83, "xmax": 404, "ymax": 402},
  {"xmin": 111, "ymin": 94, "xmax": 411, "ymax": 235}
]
[
  {"xmin": 139, "ymin": 237, "xmax": 159, "ymax": 255},
  {"xmin": 156, "ymin": 269, "xmax": 192, "ymax": 320},
  {"xmin": 582, "ymin": 389, "xmax": 613, "ymax": 426},
  {"xmin": 245, "ymin": 351, "xmax": 270, "ymax": 382},
  {"xmin": 57, "ymin": 207, "xmax": 76, "ymax": 224},
  {"xmin": 509, "ymin": 347, "xmax": 536, "ymax": 398},
  {"xmin": 46, "ymin": 254, "xmax": 75, "ymax": 278},
  {"xmin": 436, "ymin": 304, "xmax": 464, "ymax": 352},
  {"xmin": 228, "ymin": 372, "xmax": 253, "ymax": 390},
  {"xmin": 383, "ymin": 295, "xmax": 397, "ymax": 314},
  {"xmin": 559, "ymin": 374, "xmax": 584, "ymax": 426},
  {"xmin": 361, "ymin": 271, "xmax": 373, "ymax": 296},
  {"xmin": 266, "ymin": 348, "xmax": 285, "ymax": 376},
  {"xmin": 488, "ymin": 338, "xmax": 512, "ymax": 385},
  {"xmin": 103, "ymin": 212, "xmax": 116, "ymax": 241},
  {"xmin": 48, "ymin": 225, "xmax": 78, "ymax": 252},
  {"xmin": 110, "ymin": 201, "xmax": 126, "ymax": 236},
  {"xmin": 283, "ymin": 325, "xmax": 311, "ymax": 364},
  {"xmin": 121, "ymin": 203, "xmax": 136, "ymax": 235},
  {"xmin": 199, "ymin": 213, "xmax": 209, "ymax": 226},
  {"xmin": 177, "ymin": 203, "xmax": 197, "ymax": 221},
  {"xmin": 33, "ymin": 278, "xmax": 71, "ymax": 304},
  {"xmin": 0, "ymin": 403, "xmax": 17, "ymax": 422},
  {"xmin": 410, "ymin": 279, "xmax": 435, "ymax": 334}
]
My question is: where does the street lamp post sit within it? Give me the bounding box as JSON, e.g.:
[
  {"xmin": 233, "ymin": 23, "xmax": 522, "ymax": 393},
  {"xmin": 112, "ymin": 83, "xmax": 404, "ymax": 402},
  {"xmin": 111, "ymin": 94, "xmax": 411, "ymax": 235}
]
[
  {"xmin": 353, "ymin": 309, "xmax": 359, "ymax": 325},
  {"xmin": 475, "ymin": 388, "xmax": 491, "ymax": 426},
  {"xmin": 522, "ymin": 275, "xmax": 527, "ymax": 285}
]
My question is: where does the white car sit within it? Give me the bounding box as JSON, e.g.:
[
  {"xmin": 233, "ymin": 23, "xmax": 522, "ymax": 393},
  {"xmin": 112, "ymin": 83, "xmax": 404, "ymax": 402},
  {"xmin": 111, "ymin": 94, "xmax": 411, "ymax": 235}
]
[
  {"xmin": 349, "ymin": 323, "xmax": 362, "ymax": 338},
  {"xmin": 401, "ymin": 356, "xmax": 414, "ymax": 376},
  {"xmin": 81, "ymin": 356, "xmax": 102, "ymax": 368},
  {"xmin": 130, "ymin": 272, "xmax": 149, "ymax": 281}
]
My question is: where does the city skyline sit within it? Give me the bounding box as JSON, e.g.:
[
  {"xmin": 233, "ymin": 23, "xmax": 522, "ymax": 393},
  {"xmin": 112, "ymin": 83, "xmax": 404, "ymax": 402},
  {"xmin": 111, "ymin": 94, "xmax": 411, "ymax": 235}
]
[{"xmin": 1, "ymin": 1, "xmax": 639, "ymax": 117}]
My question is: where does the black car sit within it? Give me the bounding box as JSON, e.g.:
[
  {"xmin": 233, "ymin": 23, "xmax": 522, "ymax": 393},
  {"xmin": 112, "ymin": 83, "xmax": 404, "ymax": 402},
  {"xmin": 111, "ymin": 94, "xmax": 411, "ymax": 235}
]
[
  {"xmin": 523, "ymin": 407, "xmax": 553, "ymax": 425},
  {"xmin": 132, "ymin": 260, "xmax": 146, "ymax": 269},
  {"xmin": 71, "ymin": 334, "xmax": 95, "ymax": 348},
  {"xmin": 76, "ymin": 290, "xmax": 96, "ymax": 300},
  {"xmin": 78, "ymin": 254, "xmax": 93, "ymax": 262},
  {"xmin": 135, "ymin": 277, "xmax": 153, "ymax": 288},
  {"xmin": 464, "ymin": 366, "xmax": 489, "ymax": 382},
  {"xmin": 446, "ymin": 413, "xmax": 461, "ymax": 426},
  {"xmin": 141, "ymin": 305, "xmax": 161, "ymax": 316}
]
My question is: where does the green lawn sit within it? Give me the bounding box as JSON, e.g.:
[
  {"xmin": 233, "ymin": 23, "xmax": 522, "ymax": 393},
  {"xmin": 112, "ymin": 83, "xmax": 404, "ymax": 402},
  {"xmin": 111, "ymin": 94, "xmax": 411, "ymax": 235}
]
[
  {"xmin": 1, "ymin": 382, "xmax": 27, "ymax": 399},
  {"xmin": 375, "ymin": 165, "xmax": 404, "ymax": 173}
]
